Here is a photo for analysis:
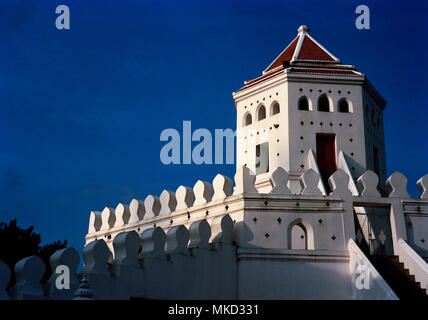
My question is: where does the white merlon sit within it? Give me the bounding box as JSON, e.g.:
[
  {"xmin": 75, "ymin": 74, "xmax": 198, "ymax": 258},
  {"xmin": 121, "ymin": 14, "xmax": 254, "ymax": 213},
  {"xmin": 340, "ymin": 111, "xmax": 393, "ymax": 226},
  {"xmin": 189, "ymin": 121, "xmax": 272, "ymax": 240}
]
[
  {"xmin": 165, "ymin": 225, "xmax": 190, "ymax": 255},
  {"xmin": 188, "ymin": 220, "xmax": 211, "ymax": 249},
  {"xmin": 175, "ymin": 186, "xmax": 195, "ymax": 210},
  {"xmin": 193, "ymin": 180, "xmax": 214, "ymax": 205},
  {"xmin": 101, "ymin": 207, "xmax": 115, "ymax": 231},
  {"xmin": 386, "ymin": 171, "xmax": 410, "ymax": 198},
  {"xmin": 11, "ymin": 256, "xmax": 45, "ymax": 300},
  {"xmin": 129, "ymin": 199, "xmax": 145, "ymax": 222},
  {"xmin": 212, "ymin": 174, "xmax": 233, "ymax": 200},
  {"xmin": 112, "ymin": 231, "xmax": 141, "ymax": 268},
  {"xmin": 141, "ymin": 227, "xmax": 166, "ymax": 259},
  {"xmin": 300, "ymin": 169, "xmax": 322, "ymax": 196},
  {"xmin": 270, "ymin": 167, "xmax": 291, "ymax": 194},
  {"xmin": 114, "ymin": 203, "xmax": 130, "ymax": 227},
  {"xmin": 159, "ymin": 190, "xmax": 177, "ymax": 215},
  {"xmin": 357, "ymin": 170, "xmax": 380, "ymax": 197},
  {"xmin": 329, "ymin": 169, "xmax": 351, "ymax": 197},
  {"xmin": 88, "ymin": 211, "xmax": 102, "ymax": 233},
  {"xmin": 144, "ymin": 195, "xmax": 161, "ymax": 218}
]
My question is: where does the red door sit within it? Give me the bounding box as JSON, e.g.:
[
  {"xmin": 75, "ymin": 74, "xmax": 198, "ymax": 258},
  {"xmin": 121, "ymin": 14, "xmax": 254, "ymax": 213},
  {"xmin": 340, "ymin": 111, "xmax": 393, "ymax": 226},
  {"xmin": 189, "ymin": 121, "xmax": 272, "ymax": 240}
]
[{"xmin": 316, "ymin": 134, "xmax": 337, "ymax": 193}]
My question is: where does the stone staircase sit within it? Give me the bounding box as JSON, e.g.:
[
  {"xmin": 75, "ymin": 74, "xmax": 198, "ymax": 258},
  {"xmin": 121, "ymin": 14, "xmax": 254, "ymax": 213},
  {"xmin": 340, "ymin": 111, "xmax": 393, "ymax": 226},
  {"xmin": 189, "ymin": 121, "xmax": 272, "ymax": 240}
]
[{"xmin": 369, "ymin": 255, "xmax": 428, "ymax": 300}]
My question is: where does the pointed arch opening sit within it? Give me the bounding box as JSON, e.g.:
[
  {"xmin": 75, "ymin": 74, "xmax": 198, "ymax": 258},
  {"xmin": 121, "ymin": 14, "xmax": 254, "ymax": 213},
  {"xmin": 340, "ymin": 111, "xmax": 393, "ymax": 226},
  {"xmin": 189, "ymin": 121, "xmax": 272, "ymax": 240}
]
[
  {"xmin": 257, "ymin": 105, "xmax": 266, "ymax": 121},
  {"xmin": 318, "ymin": 94, "xmax": 331, "ymax": 112},
  {"xmin": 287, "ymin": 219, "xmax": 315, "ymax": 250},
  {"xmin": 298, "ymin": 96, "xmax": 309, "ymax": 111},
  {"xmin": 243, "ymin": 113, "xmax": 252, "ymax": 127},
  {"xmin": 291, "ymin": 224, "xmax": 307, "ymax": 249},
  {"xmin": 338, "ymin": 98, "xmax": 352, "ymax": 113},
  {"xmin": 271, "ymin": 102, "xmax": 280, "ymax": 116}
]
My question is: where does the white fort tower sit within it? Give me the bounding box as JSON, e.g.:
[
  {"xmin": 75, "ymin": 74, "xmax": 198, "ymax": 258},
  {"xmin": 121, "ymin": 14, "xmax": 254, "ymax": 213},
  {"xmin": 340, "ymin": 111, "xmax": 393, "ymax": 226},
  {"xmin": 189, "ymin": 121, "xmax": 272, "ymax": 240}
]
[
  {"xmin": 2, "ymin": 26, "xmax": 426, "ymax": 301},
  {"xmin": 234, "ymin": 25, "xmax": 386, "ymax": 195}
]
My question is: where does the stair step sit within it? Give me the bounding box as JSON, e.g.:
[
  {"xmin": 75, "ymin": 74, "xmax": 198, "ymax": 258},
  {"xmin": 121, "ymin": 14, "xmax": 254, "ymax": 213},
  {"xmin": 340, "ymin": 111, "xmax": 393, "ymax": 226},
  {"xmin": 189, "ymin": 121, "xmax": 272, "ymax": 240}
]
[{"xmin": 368, "ymin": 254, "xmax": 428, "ymax": 300}]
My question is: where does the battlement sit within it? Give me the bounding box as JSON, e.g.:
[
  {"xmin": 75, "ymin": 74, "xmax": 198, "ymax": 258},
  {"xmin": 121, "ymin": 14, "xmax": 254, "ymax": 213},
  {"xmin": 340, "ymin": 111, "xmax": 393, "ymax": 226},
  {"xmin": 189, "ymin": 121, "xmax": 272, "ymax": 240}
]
[
  {"xmin": 0, "ymin": 214, "xmax": 238, "ymax": 300},
  {"xmin": 1, "ymin": 168, "xmax": 427, "ymax": 300},
  {"xmin": 85, "ymin": 165, "xmax": 428, "ymax": 261}
]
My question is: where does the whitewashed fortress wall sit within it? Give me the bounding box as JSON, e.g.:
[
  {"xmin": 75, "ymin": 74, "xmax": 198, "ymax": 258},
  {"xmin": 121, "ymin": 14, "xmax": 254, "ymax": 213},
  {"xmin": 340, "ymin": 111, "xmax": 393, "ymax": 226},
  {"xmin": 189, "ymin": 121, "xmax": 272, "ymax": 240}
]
[
  {"xmin": 1, "ymin": 26, "xmax": 427, "ymax": 300},
  {"xmin": 1, "ymin": 167, "xmax": 426, "ymax": 300}
]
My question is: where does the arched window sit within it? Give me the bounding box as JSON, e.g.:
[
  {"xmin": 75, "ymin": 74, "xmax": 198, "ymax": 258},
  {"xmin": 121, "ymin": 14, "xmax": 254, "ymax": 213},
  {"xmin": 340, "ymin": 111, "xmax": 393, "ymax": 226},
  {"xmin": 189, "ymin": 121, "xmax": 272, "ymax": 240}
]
[
  {"xmin": 338, "ymin": 99, "xmax": 349, "ymax": 113},
  {"xmin": 298, "ymin": 96, "xmax": 309, "ymax": 111},
  {"xmin": 318, "ymin": 94, "xmax": 330, "ymax": 112},
  {"xmin": 257, "ymin": 105, "xmax": 266, "ymax": 121},
  {"xmin": 244, "ymin": 113, "xmax": 252, "ymax": 126},
  {"xmin": 291, "ymin": 224, "xmax": 307, "ymax": 250},
  {"xmin": 271, "ymin": 102, "xmax": 280, "ymax": 115},
  {"xmin": 287, "ymin": 219, "xmax": 315, "ymax": 250}
]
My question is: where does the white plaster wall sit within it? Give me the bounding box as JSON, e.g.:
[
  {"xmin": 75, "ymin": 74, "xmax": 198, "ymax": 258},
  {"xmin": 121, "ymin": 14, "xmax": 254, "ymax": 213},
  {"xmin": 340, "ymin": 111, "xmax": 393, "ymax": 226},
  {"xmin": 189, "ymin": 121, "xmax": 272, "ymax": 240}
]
[
  {"xmin": 238, "ymin": 249, "xmax": 352, "ymax": 299},
  {"xmin": 244, "ymin": 210, "xmax": 346, "ymax": 250},
  {"xmin": 235, "ymin": 197, "xmax": 348, "ymax": 251},
  {"xmin": 235, "ymin": 76, "xmax": 289, "ymax": 175},
  {"xmin": 404, "ymin": 214, "xmax": 428, "ymax": 260},
  {"xmin": 287, "ymin": 79, "xmax": 366, "ymax": 175},
  {"xmin": 234, "ymin": 73, "xmax": 379, "ymax": 188}
]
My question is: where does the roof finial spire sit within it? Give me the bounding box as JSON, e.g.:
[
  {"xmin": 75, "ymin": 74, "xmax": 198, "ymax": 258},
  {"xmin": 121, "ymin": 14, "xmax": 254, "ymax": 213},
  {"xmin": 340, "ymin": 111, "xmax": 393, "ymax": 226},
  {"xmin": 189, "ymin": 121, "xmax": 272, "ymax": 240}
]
[{"xmin": 298, "ymin": 25, "xmax": 310, "ymax": 34}]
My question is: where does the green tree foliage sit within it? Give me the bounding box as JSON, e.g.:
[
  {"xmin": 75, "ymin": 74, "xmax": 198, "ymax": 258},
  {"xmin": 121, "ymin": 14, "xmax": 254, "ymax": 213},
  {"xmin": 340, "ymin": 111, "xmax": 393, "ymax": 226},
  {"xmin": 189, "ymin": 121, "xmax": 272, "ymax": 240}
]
[{"xmin": 0, "ymin": 219, "xmax": 67, "ymax": 289}]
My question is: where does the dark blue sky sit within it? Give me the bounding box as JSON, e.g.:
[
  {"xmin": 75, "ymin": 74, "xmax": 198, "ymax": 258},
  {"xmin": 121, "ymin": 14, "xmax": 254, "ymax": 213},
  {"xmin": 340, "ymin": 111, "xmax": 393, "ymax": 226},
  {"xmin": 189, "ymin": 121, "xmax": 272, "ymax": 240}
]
[{"xmin": 1, "ymin": 0, "xmax": 427, "ymax": 253}]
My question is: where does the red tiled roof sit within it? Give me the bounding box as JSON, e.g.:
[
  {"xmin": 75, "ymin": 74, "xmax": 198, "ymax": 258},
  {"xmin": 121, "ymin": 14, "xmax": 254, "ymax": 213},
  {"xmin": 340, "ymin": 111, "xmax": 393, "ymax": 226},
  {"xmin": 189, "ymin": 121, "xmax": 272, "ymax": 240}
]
[
  {"xmin": 237, "ymin": 26, "xmax": 362, "ymax": 92},
  {"xmin": 297, "ymin": 36, "xmax": 335, "ymax": 61},
  {"xmin": 264, "ymin": 26, "xmax": 338, "ymax": 74},
  {"xmin": 265, "ymin": 37, "xmax": 299, "ymax": 72}
]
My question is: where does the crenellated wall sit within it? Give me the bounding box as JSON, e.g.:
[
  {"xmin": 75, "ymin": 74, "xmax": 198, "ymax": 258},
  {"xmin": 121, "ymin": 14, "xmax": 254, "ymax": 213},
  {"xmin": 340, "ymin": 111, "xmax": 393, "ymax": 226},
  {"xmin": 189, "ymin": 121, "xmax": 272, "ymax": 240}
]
[
  {"xmin": 1, "ymin": 167, "xmax": 427, "ymax": 300},
  {"xmin": 0, "ymin": 215, "xmax": 238, "ymax": 300},
  {"xmin": 85, "ymin": 164, "xmax": 428, "ymax": 257}
]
